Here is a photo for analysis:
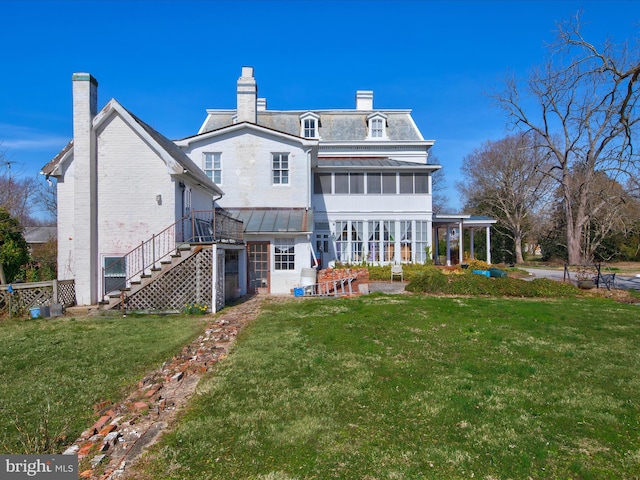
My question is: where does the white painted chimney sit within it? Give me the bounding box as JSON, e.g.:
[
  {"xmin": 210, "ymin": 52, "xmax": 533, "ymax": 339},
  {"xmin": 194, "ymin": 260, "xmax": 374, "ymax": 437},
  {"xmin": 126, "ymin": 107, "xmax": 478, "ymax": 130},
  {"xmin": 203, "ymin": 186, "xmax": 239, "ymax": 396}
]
[
  {"xmin": 237, "ymin": 66, "xmax": 257, "ymax": 123},
  {"xmin": 356, "ymin": 90, "xmax": 373, "ymax": 110},
  {"xmin": 257, "ymin": 97, "xmax": 267, "ymax": 111},
  {"xmin": 72, "ymin": 72, "xmax": 99, "ymax": 305}
]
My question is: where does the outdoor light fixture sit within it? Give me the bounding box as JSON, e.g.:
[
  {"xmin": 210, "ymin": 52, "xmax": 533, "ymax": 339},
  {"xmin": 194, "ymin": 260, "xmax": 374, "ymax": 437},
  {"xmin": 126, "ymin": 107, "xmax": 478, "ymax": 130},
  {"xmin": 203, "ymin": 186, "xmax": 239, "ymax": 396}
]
[{"xmin": 156, "ymin": 194, "xmax": 162, "ymax": 205}]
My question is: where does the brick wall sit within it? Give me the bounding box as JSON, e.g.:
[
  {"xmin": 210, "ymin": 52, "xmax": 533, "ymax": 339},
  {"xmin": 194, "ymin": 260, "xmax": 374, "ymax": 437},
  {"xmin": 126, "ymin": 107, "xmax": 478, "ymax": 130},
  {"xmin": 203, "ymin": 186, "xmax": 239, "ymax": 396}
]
[{"xmin": 316, "ymin": 267, "xmax": 369, "ymax": 296}]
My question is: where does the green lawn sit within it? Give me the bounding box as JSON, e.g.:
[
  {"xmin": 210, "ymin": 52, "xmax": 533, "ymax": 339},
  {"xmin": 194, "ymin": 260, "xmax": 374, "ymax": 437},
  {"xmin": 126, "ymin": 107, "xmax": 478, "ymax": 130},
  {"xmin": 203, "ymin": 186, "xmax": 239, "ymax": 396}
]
[
  {"xmin": 0, "ymin": 314, "xmax": 208, "ymax": 453},
  {"xmin": 132, "ymin": 294, "xmax": 640, "ymax": 480}
]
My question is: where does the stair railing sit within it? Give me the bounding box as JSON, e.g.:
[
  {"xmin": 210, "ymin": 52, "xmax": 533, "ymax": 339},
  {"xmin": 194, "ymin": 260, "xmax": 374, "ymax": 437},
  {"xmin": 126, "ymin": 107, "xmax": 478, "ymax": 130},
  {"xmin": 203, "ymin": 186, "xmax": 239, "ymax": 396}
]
[{"xmin": 102, "ymin": 209, "xmax": 243, "ymax": 299}]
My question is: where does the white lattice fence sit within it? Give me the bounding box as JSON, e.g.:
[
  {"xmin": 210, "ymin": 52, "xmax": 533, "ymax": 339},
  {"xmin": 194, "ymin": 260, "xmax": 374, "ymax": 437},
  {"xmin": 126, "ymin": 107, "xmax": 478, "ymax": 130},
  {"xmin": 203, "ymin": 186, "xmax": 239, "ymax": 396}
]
[
  {"xmin": 125, "ymin": 248, "xmax": 213, "ymax": 311},
  {"xmin": 0, "ymin": 280, "xmax": 76, "ymax": 314}
]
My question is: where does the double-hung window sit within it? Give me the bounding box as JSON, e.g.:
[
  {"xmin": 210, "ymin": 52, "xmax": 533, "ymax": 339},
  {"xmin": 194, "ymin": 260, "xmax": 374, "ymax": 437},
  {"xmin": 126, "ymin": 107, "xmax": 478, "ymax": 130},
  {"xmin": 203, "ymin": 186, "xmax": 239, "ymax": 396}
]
[
  {"xmin": 304, "ymin": 118, "xmax": 316, "ymax": 138},
  {"xmin": 272, "ymin": 153, "xmax": 289, "ymax": 185},
  {"xmin": 300, "ymin": 112, "xmax": 320, "ymax": 138},
  {"xmin": 274, "ymin": 238, "xmax": 295, "ymax": 270},
  {"xmin": 367, "ymin": 112, "xmax": 388, "ymax": 139},
  {"xmin": 371, "ymin": 118, "xmax": 384, "ymax": 137},
  {"xmin": 203, "ymin": 152, "xmax": 222, "ymax": 184}
]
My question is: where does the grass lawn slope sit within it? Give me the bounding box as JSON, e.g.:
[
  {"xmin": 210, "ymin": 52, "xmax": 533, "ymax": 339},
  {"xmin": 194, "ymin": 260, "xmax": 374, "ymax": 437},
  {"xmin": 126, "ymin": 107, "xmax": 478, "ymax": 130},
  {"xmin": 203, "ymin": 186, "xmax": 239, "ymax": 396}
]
[
  {"xmin": 0, "ymin": 314, "xmax": 208, "ymax": 453},
  {"xmin": 132, "ymin": 294, "xmax": 640, "ymax": 479}
]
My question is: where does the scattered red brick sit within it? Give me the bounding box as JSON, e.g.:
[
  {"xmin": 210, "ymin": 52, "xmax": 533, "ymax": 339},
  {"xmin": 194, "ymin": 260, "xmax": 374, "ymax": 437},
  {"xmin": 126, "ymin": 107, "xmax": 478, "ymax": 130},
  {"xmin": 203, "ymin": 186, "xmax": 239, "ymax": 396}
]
[
  {"xmin": 78, "ymin": 443, "xmax": 93, "ymax": 456},
  {"xmin": 133, "ymin": 401, "xmax": 149, "ymax": 411},
  {"xmin": 61, "ymin": 295, "xmax": 270, "ymax": 480},
  {"xmin": 316, "ymin": 267, "xmax": 369, "ymax": 296},
  {"xmin": 91, "ymin": 415, "xmax": 111, "ymax": 433},
  {"xmin": 98, "ymin": 424, "xmax": 117, "ymax": 435},
  {"xmin": 145, "ymin": 384, "xmax": 162, "ymax": 397}
]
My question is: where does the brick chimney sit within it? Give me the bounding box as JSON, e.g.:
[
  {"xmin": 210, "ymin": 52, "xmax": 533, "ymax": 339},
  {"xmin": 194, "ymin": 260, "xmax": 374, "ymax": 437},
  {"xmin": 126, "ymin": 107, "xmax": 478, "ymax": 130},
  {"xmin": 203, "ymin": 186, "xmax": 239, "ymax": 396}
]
[
  {"xmin": 356, "ymin": 90, "xmax": 373, "ymax": 110},
  {"xmin": 72, "ymin": 72, "xmax": 99, "ymax": 305},
  {"xmin": 237, "ymin": 66, "xmax": 257, "ymax": 123}
]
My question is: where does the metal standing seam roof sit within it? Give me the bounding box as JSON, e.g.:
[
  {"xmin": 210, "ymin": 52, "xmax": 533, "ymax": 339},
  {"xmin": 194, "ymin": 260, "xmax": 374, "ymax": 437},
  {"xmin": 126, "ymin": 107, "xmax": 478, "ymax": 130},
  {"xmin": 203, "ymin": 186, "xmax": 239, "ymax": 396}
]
[
  {"xmin": 224, "ymin": 208, "xmax": 313, "ymax": 233},
  {"xmin": 316, "ymin": 158, "xmax": 439, "ymax": 169}
]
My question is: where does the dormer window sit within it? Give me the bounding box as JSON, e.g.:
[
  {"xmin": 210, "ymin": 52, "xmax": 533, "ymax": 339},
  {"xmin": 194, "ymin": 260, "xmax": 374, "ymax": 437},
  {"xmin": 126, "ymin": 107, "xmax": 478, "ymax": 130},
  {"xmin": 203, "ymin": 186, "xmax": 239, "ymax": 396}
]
[
  {"xmin": 367, "ymin": 112, "xmax": 388, "ymax": 140},
  {"xmin": 304, "ymin": 118, "xmax": 316, "ymax": 138},
  {"xmin": 299, "ymin": 112, "xmax": 320, "ymax": 138}
]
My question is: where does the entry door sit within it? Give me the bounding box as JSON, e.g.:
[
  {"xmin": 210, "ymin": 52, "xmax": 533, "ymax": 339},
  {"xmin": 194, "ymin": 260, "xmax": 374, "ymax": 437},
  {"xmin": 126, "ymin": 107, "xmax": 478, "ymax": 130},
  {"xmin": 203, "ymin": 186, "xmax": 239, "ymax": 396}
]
[{"xmin": 247, "ymin": 242, "xmax": 269, "ymax": 294}]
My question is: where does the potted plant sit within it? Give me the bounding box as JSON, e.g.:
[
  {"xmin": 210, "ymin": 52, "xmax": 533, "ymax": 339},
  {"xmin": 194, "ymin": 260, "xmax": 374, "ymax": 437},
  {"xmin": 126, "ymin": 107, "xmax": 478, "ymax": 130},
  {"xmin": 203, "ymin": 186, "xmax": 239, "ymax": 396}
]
[{"xmin": 576, "ymin": 266, "xmax": 595, "ymax": 289}]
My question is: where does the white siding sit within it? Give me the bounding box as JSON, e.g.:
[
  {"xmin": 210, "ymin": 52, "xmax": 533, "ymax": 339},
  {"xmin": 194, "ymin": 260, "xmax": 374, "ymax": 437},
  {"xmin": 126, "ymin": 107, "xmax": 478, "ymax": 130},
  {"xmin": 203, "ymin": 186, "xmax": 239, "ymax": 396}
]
[
  {"xmin": 95, "ymin": 114, "xmax": 177, "ymax": 257},
  {"xmin": 183, "ymin": 130, "xmax": 311, "ymax": 209},
  {"xmin": 56, "ymin": 155, "xmax": 76, "ymax": 281},
  {"xmin": 246, "ymin": 234, "xmax": 312, "ymax": 294}
]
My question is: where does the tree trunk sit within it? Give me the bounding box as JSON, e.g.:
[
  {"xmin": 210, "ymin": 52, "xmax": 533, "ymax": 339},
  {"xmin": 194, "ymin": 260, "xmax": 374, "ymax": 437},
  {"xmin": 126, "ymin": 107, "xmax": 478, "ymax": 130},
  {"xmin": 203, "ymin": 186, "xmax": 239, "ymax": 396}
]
[
  {"xmin": 514, "ymin": 240, "xmax": 524, "ymax": 264},
  {"xmin": 0, "ymin": 262, "xmax": 6, "ymax": 284},
  {"xmin": 566, "ymin": 222, "xmax": 583, "ymax": 265},
  {"xmin": 514, "ymin": 230, "xmax": 524, "ymax": 264}
]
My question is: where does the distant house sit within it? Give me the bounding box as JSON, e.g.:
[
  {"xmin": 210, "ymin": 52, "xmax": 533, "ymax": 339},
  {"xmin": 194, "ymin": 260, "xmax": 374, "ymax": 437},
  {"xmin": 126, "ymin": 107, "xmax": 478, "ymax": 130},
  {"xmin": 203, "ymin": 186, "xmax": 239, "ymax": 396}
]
[
  {"xmin": 23, "ymin": 226, "xmax": 56, "ymax": 247},
  {"xmin": 42, "ymin": 68, "xmax": 494, "ymax": 308}
]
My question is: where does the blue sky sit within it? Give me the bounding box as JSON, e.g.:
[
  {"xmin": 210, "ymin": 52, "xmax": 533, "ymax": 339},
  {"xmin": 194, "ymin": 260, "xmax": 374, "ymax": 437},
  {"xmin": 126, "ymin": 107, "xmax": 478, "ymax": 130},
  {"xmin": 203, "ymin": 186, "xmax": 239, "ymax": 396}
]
[{"xmin": 1, "ymin": 0, "xmax": 638, "ymax": 213}]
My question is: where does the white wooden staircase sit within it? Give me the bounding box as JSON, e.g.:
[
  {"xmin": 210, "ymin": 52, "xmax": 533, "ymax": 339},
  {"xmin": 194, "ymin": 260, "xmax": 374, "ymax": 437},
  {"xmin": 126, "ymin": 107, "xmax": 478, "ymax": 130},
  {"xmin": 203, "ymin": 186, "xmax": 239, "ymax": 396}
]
[{"xmin": 101, "ymin": 244, "xmax": 202, "ymax": 310}]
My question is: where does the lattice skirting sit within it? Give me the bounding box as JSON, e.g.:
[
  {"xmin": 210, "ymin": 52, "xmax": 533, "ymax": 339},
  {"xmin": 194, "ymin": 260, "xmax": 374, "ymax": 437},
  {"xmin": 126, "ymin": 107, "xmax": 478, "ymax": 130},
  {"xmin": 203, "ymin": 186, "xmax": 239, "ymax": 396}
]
[
  {"xmin": 125, "ymin": 248, "xmax": 213, "ymax": 311},
  {"xmin": 57, "ymin": 280, "xmax": 76, "ymax": 308}
]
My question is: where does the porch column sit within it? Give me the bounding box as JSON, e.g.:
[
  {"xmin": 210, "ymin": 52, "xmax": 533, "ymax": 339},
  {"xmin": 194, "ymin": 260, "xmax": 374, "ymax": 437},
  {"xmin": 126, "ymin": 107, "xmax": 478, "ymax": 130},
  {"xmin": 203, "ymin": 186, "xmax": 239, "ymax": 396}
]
[
  {"xmin": 470, "ymin": 228, "xmax": 475, "ymax": 259},
  {"xmin": 458, "ymin": 220, "xmax": 464, "ymax": 265},
  {"xmin": 434, "ymin": 226, "xmax": 440, "ymax": 264},
  {"xmin": 486, "ymin": 226, "xmax": 492, "ymax": 264}
]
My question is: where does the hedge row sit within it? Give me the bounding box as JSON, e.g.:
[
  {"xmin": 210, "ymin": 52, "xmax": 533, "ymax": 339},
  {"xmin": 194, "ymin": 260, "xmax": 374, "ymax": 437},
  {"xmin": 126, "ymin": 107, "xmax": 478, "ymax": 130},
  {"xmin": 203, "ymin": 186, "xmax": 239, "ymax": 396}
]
[{"xmin": 405, "ymin": 268, "xmax": 580, "ymax": 297}]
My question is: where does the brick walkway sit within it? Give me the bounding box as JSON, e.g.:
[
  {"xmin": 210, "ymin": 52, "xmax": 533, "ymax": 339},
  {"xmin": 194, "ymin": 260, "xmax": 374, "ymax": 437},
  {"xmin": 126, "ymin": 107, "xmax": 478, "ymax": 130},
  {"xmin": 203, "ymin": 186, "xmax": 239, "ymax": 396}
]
[
  {"xmin": 66, "ymin": 283, "xmax": 401, "ymax": 479},
  {"xmin": 66, "ymin": 294, "xmax": 272, "ymax": 480}
]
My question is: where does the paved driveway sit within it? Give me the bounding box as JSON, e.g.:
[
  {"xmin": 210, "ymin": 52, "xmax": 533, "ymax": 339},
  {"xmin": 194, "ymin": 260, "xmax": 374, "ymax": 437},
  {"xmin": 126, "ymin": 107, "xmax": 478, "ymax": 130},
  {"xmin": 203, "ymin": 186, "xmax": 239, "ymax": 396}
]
[{"xmin": 523, "ymin": 268, "xmax": 640, "ymax": 291}]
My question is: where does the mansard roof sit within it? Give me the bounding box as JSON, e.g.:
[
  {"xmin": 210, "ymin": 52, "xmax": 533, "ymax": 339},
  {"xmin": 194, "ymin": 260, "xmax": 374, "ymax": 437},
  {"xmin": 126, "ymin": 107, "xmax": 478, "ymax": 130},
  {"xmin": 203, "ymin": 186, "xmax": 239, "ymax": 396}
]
[
  {"xmin": 176, "ymin": 121, "xmax": 318, "ymax": 148},
  {"xmin": 198, "ymin": 110, "xmax": 425, "ymax": 142}
]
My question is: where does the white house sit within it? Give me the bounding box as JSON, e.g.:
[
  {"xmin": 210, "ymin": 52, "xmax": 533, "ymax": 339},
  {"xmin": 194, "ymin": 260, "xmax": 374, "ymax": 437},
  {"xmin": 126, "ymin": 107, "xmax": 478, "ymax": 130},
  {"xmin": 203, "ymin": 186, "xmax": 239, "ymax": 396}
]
[
  {"xmin": 43, "ymin": 68, "xmax": 494, "ymax": 307},
  {"xmin": 175, "ymin": 67, "xmax": 461, "ymax": 294},
  {"xmin": 42, "ymin": 74, "xmax": 244, "ymax": 308}
]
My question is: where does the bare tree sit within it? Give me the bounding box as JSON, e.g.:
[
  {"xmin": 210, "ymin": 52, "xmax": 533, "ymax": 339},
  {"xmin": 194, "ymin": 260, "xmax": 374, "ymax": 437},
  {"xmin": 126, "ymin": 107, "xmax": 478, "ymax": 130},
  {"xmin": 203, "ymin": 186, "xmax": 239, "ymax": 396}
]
[
  {"xmin": 0, "ymin": 147, "xmax": 39, "ymax": 224},
  {"xmin": 573, "ymin": 170, "xmax": 637, "ymax": 260},
  {"xmin": 34, "ymin": 176, "xmax": 57, "ymax": 223},
  {"xmin": 495, "ymin": 12, "xmax": 640, "ymax": 264},
  {"xmin": 458, "ymin": 132, "xmax": 554, "ymax": 263},
  {"xmin": 429, "ymin": 156, "xmax": 450, "ymax": 214}
]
